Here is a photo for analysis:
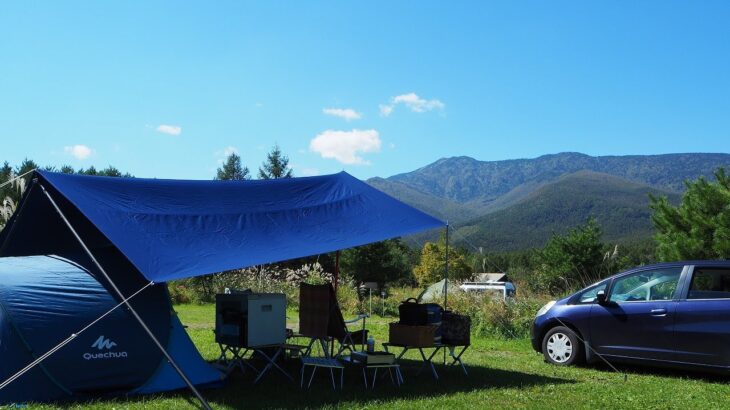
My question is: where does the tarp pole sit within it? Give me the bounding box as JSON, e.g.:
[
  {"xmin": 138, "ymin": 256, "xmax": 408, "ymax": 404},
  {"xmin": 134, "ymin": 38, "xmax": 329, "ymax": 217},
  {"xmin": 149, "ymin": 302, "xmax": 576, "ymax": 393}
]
[
  {"xmin": 334, "ymin": 250, "xmax": 340, "ymax": 295},
  {"xmin": 444, "ymin": 222, "xmax": 449, "ymax": 309},
  {"xmin": 38, "ymin": 183, "xmax": 213, "ymax": 410}
]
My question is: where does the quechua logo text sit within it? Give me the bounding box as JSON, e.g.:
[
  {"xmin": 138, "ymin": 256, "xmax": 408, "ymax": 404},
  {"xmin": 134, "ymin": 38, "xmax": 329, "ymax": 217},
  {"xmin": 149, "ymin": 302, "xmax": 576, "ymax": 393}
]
[{"xmin": 83, "ymin": 335, "xmax": 128, "ymax": 360}]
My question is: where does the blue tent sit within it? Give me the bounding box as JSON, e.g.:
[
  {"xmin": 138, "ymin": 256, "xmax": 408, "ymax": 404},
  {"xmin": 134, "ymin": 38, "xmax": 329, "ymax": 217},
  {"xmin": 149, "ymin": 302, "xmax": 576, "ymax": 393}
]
[
  {"xmin": 0, "ymin": 255, "xmax": 223, "ymax": 403},
  {"xmin": 0, "ymin": 170, "xmax": 444, "ymax": 404}
]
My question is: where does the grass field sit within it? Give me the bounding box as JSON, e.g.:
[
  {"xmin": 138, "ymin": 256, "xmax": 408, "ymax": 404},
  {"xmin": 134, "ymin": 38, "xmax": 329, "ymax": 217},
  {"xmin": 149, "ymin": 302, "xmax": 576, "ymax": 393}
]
[{"xmin": 24, "ymin": 304, "xmax": 730, "ymax": 409}]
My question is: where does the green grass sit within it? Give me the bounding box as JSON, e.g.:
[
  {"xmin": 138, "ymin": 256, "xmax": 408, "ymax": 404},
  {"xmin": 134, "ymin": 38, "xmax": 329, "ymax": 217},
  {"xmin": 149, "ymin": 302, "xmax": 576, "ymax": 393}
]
[{"xmin": 22, "ymin": 304, "xmax": 730, "ymax": 409}]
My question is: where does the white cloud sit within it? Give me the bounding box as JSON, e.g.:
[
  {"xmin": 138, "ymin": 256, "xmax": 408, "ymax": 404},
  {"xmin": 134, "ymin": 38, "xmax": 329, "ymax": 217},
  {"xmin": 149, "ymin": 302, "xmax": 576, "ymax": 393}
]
[
  {"xmin": 309, "ymin": 129, "xmax": 381, "ymax": 165},
  {"xmin": 322, "ymin": 108, "xmax": 362, "ymax": 121},
  {"xmin": 64, "ymin": 144, "xmax": 93, "ymax": 160},
  {"xmin": 215, "ymin": 146, "xmax": 239, "ymax": 164},
  {"xmin": 156, "ymin": 124, "xmax": 182, "ymax": 136},
  {"xmin": 380, "ymin": 93, "xmax": 445, "ymax": 116}
]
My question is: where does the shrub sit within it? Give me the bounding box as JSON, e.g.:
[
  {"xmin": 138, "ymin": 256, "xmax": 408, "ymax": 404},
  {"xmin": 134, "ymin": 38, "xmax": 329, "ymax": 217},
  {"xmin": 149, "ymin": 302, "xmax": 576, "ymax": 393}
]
[
  {"xmin": 168, "ymin": 281, "xmax": 201, "ymax": 305},
  {"xmin": 168, "ymin": 268, "xmax": 556, "ymax": 340},
  {"xmin": 445, "ymin": 291, "xmax": 551, "ymax": 339}
]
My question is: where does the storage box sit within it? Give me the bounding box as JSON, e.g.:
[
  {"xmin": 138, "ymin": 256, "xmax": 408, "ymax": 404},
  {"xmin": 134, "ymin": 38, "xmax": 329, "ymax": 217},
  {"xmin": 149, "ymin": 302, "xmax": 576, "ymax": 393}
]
[
  {"xmin": 389, "ymin": 323, "xmax": 438, "ymax": 347},
  {"xmin": 350, "ymin": 351, "xmax": 396, "ymax": 365},
  {"xmin": 441, "ymin": 311, "xmax": 471, "ymax": 346},
  {"xmin": 215, "ymin": 292, "xmax": 286, "ymax": 348}
]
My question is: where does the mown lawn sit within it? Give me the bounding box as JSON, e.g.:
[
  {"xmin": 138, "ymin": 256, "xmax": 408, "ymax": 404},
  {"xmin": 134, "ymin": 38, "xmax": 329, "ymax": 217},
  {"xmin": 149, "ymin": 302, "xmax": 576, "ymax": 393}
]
[{"xmin": 24, "ymin": 304, "xmax": 730, "ymax": 409}]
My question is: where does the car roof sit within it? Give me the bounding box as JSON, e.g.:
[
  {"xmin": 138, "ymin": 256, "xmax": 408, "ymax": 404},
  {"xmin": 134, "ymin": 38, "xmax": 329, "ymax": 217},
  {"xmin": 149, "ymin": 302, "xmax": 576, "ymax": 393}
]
[{"xmin": 617, "ymin": 260, "xmax": 730, "ymax": 275}]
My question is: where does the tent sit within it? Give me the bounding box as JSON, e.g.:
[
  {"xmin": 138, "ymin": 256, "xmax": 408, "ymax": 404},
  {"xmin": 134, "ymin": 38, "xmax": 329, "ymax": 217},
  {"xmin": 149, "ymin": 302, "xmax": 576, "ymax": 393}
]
[
  {"xmin": 0, "ymin": 170, "xmax": 444, "ymax": 405},
  {"xmin": 0, "ymin": 255, "xmax": 222, "ymax": 403},
  {"xmin": 418, "ymin": 278, "xmax": 462, "ymax": 302}
]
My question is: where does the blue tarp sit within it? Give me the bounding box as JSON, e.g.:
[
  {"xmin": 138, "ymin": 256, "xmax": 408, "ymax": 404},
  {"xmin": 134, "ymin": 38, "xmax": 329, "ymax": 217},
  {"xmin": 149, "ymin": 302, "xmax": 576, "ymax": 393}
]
[{"xmin": 0, "ymin": 170, "xmax": 444, "ymax": 282}]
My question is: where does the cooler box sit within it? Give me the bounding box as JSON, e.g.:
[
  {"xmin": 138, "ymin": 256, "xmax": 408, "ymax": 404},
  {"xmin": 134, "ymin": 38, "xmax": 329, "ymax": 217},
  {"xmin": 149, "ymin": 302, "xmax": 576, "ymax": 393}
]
[{"xmin": 215, "ymin": 292, "xmax": 286, "ymax": 347}]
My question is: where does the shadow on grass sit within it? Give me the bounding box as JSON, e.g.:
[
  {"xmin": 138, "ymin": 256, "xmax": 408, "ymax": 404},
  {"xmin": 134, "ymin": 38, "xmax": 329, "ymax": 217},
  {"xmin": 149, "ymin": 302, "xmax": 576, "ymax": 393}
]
[
  {"xmin": 48, "ymin": 358, "xmax": 573, "ymax": 409},
  {"xmin": 588, "ymin": 360, "xmax": 730, "ymax": 384},
  {"xmin": 212, "ymin": 359, "xmax": 573, "ymax": 409}
]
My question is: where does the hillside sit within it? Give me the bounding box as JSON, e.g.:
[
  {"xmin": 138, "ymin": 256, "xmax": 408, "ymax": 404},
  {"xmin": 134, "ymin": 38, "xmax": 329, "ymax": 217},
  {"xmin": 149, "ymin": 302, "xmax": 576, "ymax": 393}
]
[
  {"xmin": 452, "ymin": 171, "xmax": 681, "ymax": 251},
  {"xmin": 367, "ymin": 177, "xmax": 478, "ymax": 222},
  {"xmin": 367, "ymin": 152, "xmax": 729, "ymax": 248},
  {"xmin": 382, "ymin": 152, "xmax": 729, "ymax": 210}
]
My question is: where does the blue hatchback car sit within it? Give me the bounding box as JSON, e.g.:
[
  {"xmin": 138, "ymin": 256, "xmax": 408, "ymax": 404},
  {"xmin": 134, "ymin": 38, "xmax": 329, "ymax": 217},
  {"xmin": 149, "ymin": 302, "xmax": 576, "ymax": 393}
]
[{"xmin": 532, "ymin": 261, "xmax": 730, "ymax": 371}]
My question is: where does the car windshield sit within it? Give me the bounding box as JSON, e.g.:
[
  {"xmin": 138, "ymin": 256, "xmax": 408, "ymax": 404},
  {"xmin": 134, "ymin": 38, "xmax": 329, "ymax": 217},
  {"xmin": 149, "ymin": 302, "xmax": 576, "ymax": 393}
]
[{"xmin": 576, "ymin": 281, "xmax": 608, "ymax": 304}]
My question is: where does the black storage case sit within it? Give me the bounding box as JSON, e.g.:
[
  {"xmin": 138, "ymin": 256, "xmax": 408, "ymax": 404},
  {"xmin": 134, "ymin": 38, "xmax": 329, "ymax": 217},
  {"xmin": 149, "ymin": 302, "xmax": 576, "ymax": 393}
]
[
  {"xmin": 398, "ymin": 298, "xmax": 442, "ymax": 325},
  {"xmin": 398, "ymin": 298, "xmax": 443, "ymax": 343}
]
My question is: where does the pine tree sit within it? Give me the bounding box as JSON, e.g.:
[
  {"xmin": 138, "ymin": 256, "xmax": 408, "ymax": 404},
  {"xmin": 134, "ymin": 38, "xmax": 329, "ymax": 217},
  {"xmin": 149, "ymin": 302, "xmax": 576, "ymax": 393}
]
[
  {"xmin": 216, "ymin": 153, "xmax": 250, "ymax": 180},
  {"xmin": 258, "ymin": 144, "xmax": 293, "ymax": 179},
  {"xmin": 650, "ymin": 167, "xmax": 730, "ymax": 260},
  {"xmin": 60, "ymin": 165, "xmax": 75, "ymax": 174}
]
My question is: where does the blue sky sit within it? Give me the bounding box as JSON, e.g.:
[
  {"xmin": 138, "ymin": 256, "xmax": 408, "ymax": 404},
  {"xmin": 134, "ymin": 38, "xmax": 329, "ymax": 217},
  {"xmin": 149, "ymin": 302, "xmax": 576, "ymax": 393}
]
[{"xmin": 1, "ymin": 1, "xmax": 728, "ymax": 180}]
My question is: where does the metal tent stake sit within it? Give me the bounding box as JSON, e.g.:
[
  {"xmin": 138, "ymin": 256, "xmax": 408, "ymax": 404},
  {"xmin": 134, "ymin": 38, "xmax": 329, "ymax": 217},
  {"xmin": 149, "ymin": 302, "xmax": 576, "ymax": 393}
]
[{"xmin": 39, "ymin": 183, "xmax": 213, "ymax": 410}]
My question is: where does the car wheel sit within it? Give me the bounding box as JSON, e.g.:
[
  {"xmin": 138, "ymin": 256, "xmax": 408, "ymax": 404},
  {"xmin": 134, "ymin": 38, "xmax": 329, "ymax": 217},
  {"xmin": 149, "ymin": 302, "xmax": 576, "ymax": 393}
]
[{"xmin": 542, "ymin": 326, "xmax": 584, "ymax": 366}]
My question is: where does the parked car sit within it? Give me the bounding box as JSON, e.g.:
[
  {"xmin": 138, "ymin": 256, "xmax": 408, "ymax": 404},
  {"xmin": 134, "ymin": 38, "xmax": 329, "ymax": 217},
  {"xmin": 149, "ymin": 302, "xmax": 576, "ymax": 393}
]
[{"xmin": 532, "ymin": 261, "xmax": 730, "ymax": 372}]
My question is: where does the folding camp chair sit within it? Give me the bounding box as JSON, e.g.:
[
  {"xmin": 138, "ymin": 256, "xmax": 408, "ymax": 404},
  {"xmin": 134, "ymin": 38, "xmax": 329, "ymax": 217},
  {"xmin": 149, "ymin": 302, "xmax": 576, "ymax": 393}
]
[{"xmin": 299, "ymin": 283, "xmax": 368, "ymax": 358}]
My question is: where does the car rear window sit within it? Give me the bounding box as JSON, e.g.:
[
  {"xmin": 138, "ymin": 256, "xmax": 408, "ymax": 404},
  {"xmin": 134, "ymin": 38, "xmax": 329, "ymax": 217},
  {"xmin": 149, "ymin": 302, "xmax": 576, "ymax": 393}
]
[{"xmin": 688, "ymin": 268, "xmax": 730, "ymax": 299}]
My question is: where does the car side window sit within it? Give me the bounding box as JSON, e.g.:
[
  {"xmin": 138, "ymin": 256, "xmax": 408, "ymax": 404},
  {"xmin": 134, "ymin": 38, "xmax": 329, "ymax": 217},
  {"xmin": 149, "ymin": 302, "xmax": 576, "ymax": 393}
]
[
  {"xmin": 577, "ymin": 281, "xmax": 608, "ymax": 304},
  {"xmin": 688, "ymin": 268, "xmax": 730, "ymax": 299},
  {"xmin": 610, "ymin": 267, "xmax": 683, "ymax": 302}
]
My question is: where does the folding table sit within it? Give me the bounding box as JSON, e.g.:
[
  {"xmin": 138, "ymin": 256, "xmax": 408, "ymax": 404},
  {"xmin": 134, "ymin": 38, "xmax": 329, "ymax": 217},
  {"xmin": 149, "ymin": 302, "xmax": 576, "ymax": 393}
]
[
  {"xmin": 382, "ymin": 343, "xmax": 469, "ymax": 380},
  {"xmin": 341, "ymin": 355, "xmax": 403, "ymax": 389},
  {"xmin": 215, "ymin": 344, "xmax": 255, "ymax": 374},
  {"xmin": 249, "ymin": 343, "xmax": 303, "ymax": 384},
  {"xmin": 216, "ymin": 341, "xmax": 303, "ymax": 383},
  {"xmin": 300, "ymin": 357, "xmax": 345, "ymax": 390}
]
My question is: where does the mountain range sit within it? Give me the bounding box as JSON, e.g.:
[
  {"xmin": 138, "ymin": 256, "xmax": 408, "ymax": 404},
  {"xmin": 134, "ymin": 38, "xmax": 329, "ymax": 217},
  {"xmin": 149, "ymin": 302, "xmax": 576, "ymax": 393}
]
[{"xmin": 368, "ymin": 152, "xmax": 730, "ymax": 251}]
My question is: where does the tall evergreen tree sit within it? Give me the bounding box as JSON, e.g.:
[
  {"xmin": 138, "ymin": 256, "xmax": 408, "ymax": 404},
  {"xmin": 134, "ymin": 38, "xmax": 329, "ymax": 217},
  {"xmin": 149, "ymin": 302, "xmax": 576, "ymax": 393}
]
[
  {"xmin": 78, "ymin": 166, "xmax": 98, "ymax": 176},
  {"xmin": 60, "ymin": 165, "xmax": 75, "ymax": 174},
  {"xmin": 0, "ymin": 162, "xmax": 12, "ymax": 202},
  {"xmin": 216, "ymin": 153, "xmax": 250, "ymax": 180},
  {"xmin": 258, "ymin": 144, "xmax": 293, "ymax": 179},
  {"xmin": 650, "ymin": 167, "xmax": 730, "ymax": 261}
]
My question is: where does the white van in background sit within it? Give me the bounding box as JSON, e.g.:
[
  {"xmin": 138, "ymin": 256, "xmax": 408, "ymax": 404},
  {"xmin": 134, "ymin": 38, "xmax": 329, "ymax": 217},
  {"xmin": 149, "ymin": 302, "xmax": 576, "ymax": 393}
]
[{"xmin": 459, "ymin": 273, "xmax": 516, "ymax": 301}]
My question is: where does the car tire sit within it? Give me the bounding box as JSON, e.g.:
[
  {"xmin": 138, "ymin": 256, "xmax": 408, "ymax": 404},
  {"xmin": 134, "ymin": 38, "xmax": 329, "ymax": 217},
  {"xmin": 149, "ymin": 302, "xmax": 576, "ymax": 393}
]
[{"xmin": 542, "ymin": 326, "xmax": 584, "ymax": 366}]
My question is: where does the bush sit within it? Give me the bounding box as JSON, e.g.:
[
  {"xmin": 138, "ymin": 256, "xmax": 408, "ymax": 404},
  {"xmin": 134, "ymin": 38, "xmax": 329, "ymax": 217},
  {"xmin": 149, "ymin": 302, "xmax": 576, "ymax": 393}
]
[
  {"xmin": 168, "ymin": 282, "xmax": 202, "ymax": 305},
  {"xmin": 167, "ymin": 263, "xmax": 368, "ymax": 314},
  {"xmin": 168, "ymin": 267, "xmax": 556, "ymax": 340},
  {"xmin": 445, "ymin": 291, "xmax": 551, "ymax": 339}
]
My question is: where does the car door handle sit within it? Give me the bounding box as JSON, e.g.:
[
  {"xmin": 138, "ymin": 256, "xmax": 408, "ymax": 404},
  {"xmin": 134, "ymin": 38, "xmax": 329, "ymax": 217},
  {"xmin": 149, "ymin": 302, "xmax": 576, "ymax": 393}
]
[{"xmin": 650, "ymin": 308, "xmax": 667, "ymax": 316}]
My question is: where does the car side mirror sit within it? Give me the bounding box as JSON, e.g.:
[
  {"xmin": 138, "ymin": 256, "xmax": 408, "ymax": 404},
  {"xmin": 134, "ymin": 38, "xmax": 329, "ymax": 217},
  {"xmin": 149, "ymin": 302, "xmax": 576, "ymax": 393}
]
[{"xmin": 596, "ymin": 290, "xmax": 608, "ymax": 305}]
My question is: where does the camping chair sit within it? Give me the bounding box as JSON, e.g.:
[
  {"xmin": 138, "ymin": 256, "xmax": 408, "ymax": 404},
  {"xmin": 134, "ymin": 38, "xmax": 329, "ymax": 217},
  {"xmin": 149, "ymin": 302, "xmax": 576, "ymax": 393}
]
[{"xmin": 299, "ymin": 283, "xmax": 368, "ymax": 358}]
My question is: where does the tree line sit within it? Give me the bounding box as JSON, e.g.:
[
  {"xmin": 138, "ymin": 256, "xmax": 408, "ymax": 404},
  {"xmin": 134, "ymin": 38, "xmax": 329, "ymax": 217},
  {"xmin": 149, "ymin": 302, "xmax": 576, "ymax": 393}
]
[{"xmin": 2, "ymin": 149, "xmax": 729, "ymax": 296}]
